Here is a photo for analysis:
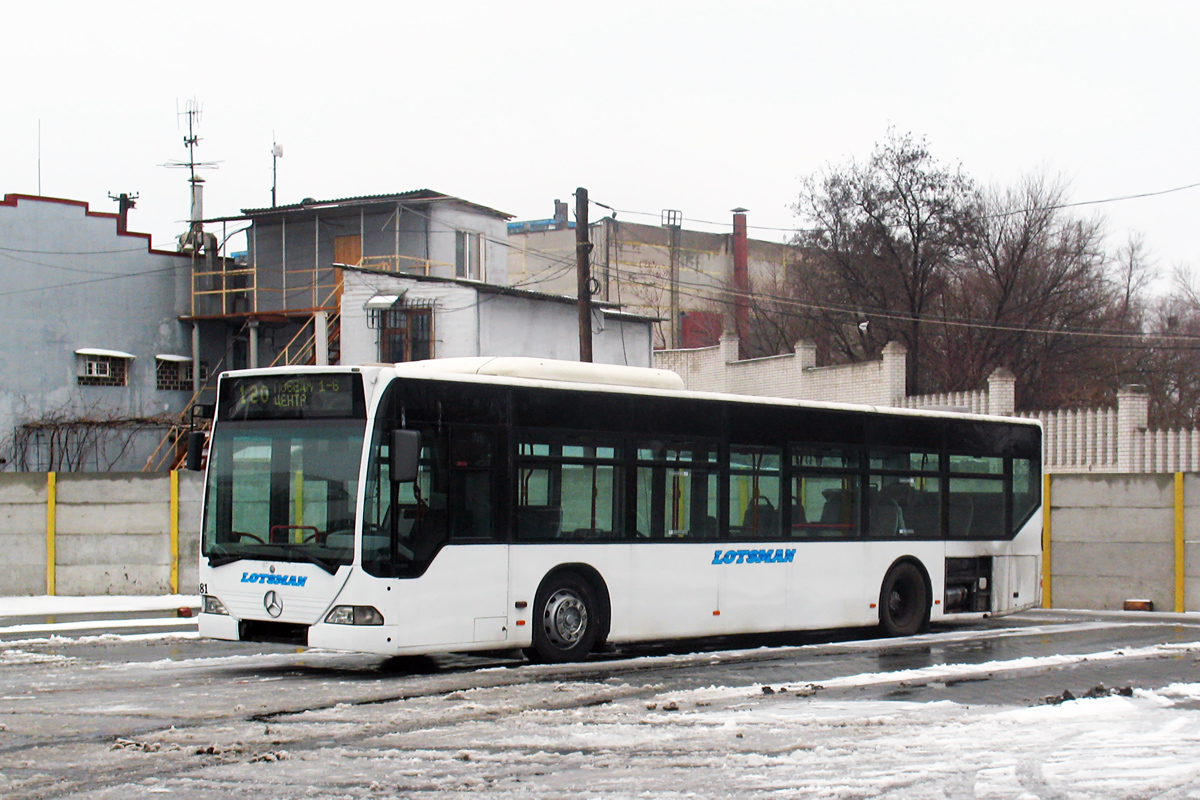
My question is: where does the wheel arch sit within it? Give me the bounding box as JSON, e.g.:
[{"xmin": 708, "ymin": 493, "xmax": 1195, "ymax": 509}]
[
  {"xmin": 536, "ymin": 562, "xmax": 612, "ymax": 645},
  {"xmin": 878, "ymin": 555, "xmax": 933, "ymax": 631}
]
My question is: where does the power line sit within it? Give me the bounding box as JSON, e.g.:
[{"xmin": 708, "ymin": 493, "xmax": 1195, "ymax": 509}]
[{"xmin": 609, "ymin": 178, "xmax": 1200, "ymax": 235}]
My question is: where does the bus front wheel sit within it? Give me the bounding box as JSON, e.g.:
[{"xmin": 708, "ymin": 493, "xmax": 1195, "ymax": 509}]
[
  {"xmin": 879, "ymin": 561, "xmax": 930, "ymax": 637},
  {"xmin": 528, "ymin": 572, "xmax": 599, "ymax": 663}
]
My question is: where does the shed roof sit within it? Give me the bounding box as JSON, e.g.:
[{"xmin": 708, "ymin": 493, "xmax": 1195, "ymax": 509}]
[{"xmin": 204, "ymin": 190, "xmax": 512, "ymax": 223}]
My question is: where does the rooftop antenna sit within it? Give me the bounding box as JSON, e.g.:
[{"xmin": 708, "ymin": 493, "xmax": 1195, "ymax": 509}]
[
  {"xmin": 271, "ymin": 139, "xmax": 283, "ymax": 207},
  {"xmin": 162, "ymin": 99, "xmax": 219, "ymax": 248}
]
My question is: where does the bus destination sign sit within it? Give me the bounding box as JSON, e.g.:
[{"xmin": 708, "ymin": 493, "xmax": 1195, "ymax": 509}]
[{"xmin": 220, "ymin": 374, "xmax": 364, "ymax": 420}]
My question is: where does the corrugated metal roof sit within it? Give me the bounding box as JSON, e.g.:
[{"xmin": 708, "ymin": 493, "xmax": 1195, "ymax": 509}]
[{"xmin": 224, "ymin": 189, "xmax": 512, "ymax": 221}]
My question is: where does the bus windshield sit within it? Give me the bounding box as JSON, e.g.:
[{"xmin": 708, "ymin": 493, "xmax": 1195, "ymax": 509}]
[{"xmin": 201, "ymin": 419, "xmax": 366, "ymax": 573}]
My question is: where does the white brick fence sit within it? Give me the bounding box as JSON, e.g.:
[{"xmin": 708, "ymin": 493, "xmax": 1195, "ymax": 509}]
[{"xmin": 656, "ymin": 335, "xmax": 1197, "ymax": 474}]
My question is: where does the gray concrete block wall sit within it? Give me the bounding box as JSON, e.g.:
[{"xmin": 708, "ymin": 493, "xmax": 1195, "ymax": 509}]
[
  {"xmin": 178, "ymin": 471, "xmax": 204, "ymax": 594},
  {"xmin": 0, "ymin": 474, "xmax": 50, "ymax": 595},
  {"xmin": 1049, "ymin": 473, "xmax": 1182, "ymax": 611},
  {"xmin": 0, "ymin": 472, "xmax": 204, "ymax": 597},
  {"xmin": 1, "ymin": 469, "xmax": 1199, "ymax": 608}
]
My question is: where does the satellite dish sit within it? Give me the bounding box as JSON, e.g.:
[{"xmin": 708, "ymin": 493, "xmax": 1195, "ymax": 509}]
[{"xmin": 271, "ymin": 143, "xmax": 284, "ymax": 159}]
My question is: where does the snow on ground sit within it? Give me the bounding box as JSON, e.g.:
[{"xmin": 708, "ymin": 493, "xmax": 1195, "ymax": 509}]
[
  {"xmin": 0, "ymin": 594, "xmax": 199, "ymax": 617},
  {"xmin": 45, "ymin": 641, "xmax": 1200, "ymax": 799},
  {"xmin": 104, "ymin": 674, "xmax": 1200, "ymax": 799},
  {"xmin": 5, "ymin": 604, "xmax": 1200, "ymax": 797}
]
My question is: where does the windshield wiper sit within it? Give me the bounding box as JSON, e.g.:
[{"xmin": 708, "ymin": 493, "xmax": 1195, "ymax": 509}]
[{"xmin": 280, "ymin": 549, "xmax": 339, "ymax": 575}]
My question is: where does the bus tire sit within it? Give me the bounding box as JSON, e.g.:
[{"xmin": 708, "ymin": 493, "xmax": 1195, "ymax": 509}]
[
  {"xmin": 528, "ymin": 572, "xmax": 599, "ymax": 663},
  {"xmin": 878, "ymin": 560, "xmax": 930, "ymax": 637}
]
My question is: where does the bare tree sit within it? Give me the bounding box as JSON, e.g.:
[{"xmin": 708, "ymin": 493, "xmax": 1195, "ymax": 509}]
[
  {"xmin": 792, "ymin": 129, "xmax": 981, "ymax": 394},
  {"xmin": 1136, "ymin": 265, "xmax": 1200, "ymax": 428},
  {"xmin": 932, "ymin": 175, "xmax": 1140, "ymax": 409}
]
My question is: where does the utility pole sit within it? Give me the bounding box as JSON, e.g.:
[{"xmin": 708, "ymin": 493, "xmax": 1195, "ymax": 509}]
[
  {"xmin": 663, "ymin": 209, "xmax": 682, "ymax": 349},
  {"xmin": 108, "ymin": 192, "xmax": 138, "ymax": 234},
  {"xmin": 576, "ymin": 187, "xmax": 593, "ymax": 363}
]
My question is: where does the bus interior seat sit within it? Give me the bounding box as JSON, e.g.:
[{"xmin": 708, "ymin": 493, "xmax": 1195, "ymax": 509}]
[
  {"xmin": 905, "ymin": 491, "xmax": 939, "ymax": 536},
  {"xmin": 948, "ymin": 494, "xmax": 974, "ymax": 537},
  {"xmin": 517, "ymin": 505, "xmax": 562, "ymax": 539},
  {"xmin": 868, "ymin": 490, "xmax": 905, "ymax": 536},
  {"xmin": 819, "ymin": 490, "xmax": 845, "ymax": 524},
  {"xmin": 742, "ymin": 497, "xmax": 778, "ymax": 537}
]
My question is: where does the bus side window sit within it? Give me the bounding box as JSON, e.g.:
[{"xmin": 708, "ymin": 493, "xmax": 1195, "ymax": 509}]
[
  {"xmin": 517, "ymin": 438, "xmax": 624, "ymax": 541},
  {"xmin": 635, "ymin": 442, "xmax": 719, "ymax": 540},
  {"xmin": 729, "ymin": 446, "xmax": 782, "ymax": 539},
  {"xmin": 790, "ymin": 446, "xmax": 860, "ymax": 539},
  {"xmin": 868, "ymin": 449, "xmax": 941, "ymax": 538}
]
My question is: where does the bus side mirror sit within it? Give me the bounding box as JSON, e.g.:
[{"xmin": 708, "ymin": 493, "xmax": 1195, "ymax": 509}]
[
  {"xmin": 185, "ymin": 431, "xmax": 207, "ymax": 471},
  {"xmin": 390, "ymin": 430, "xmax": 420, "ymax": 483}
]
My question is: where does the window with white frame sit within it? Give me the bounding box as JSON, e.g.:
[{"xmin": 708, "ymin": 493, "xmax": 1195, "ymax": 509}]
[{"xmin": 455, "ymin": 230, "xmax": 483, "ymax": 280}]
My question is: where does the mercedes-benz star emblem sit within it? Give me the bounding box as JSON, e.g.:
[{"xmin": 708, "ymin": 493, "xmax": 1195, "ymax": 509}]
[{"xmin": 263, "ymin": 591, "xmax": 283, "ymax": 618}]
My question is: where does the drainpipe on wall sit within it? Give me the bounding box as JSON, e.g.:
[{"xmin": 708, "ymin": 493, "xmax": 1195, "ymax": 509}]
[
  {"xmin": 191, "ymin": 322, "xmax": 202, "ymax": 394},
  {"xmin": 248, "ymin": 319, "xmax": 260, "ymax": 369}
]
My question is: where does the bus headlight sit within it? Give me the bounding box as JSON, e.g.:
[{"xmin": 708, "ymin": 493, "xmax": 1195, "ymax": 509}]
[
  {"xmin": 202, "ymin": 595, "xmax": 230, "ymax": 616},
  {"xmin": 325, "ymin": 605, "xmax": 384, "ymax": 626}
]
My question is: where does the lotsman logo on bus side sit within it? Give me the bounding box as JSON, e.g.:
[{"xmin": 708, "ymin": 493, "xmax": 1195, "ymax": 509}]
[
  {"xmin": 241, "ymin": 572, "xmax": 308, "ymax": 587},
  {"xmin": 711, "ymin": 548, "xmax": 796, "ymax": 565}
]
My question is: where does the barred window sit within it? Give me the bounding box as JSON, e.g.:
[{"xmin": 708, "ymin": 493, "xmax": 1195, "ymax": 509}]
[
  {"xmin": 77, "ymin": 353, "xmax": 131, "ymax": 387},
  {"xmin": 156, "ymin": 356, "xmax": 207, "ymax": 391},
  {"xmin": 379, "ymin": 307, "xmax": 433, "ymax": 363}
]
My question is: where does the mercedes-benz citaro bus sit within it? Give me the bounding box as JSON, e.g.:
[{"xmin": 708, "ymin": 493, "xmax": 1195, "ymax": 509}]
[{"xmin": 197, "ymin": 357, "xmax": 1042, "ymax": 663}]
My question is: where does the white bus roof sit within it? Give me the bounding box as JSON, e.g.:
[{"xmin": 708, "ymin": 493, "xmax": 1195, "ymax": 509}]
[{"xmin": 390, "ymin": 357, "xmax": 687, "ymax": 391}]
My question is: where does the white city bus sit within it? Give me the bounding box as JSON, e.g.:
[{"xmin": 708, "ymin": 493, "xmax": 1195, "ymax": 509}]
[{"xmin": 197, "ymin": 357, "xmax": 1042, "ymax": 662}]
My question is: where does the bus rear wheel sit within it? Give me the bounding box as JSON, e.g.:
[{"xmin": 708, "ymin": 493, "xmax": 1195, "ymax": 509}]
[
  {"xmin": 528, "ymin": 572, "xmax": 599, "ymax": 663},
  {"xmin": 879, "ymin": 561, "xmax": 930, "ymax": 637}
]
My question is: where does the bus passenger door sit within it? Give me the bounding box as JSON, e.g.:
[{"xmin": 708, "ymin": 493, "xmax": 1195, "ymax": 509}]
[
  {"xmin": 413, "ymin": 425, "xmax": 510, "ymax": 647},
  {"xmin": 366, "ymin": 423, "xmax": 511, "ymax": 649}
]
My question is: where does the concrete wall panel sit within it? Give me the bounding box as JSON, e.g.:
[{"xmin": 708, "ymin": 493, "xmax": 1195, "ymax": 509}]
[
  {"xmin": 55, "ymin": 565, "xmax": 170, "ymax": 596},
  {"xmin": 0, "ymin": 533, "xmax": 46, "ymax": 566},
  {"xmin": 56, "ymin": 532, "xmax": 169, "ymax": 566},
  {"xmin": 1051, "ymin": 474, "xmax": 1174, "ymax": 509},
  {"xmin": 0, "ymin": 504, "xmax": 48, "ymax": 536},
  {"xmin": 0, "ymin": 474, "xmax": 49, "ymax": 504},
  {"xmin": 56, "ymin": 503, "xmax": 170, "ymax": 535},
  {"xmin": 1052, "ymin": 541, "xmax": 1173, "ymax": 581},
  {"xmin": 56, "ymin": 474, "xmax": 169, "ymax": 504},
  {"xmin": 1050, "ymin": 507, "xmax": 1174, "ymax": 543},
  {"xmin": 1052, "ymin": 575, "xmax": 1172, "ymax": 612}
]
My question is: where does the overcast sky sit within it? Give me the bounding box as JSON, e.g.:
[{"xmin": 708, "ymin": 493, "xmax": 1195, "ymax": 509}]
[{"xmin": 4, "ymin": 1, "xmax": 1197, "ymax": 275}]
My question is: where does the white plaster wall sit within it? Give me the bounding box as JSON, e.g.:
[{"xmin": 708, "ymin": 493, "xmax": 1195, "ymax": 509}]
[
  {"xmin": 429, "ymin": 203, "xmax": 509, "ymax": 284},
  {"xmin": 340, "ymin": 270, "xmax": 653, "ymax": 367},
  {"xmin": 477, "ymin": 296, "xmax": 651, "ymax": 367},
  {"xmin": 339, "ymin": 271, "xmax": 479, "ymax": 364}
]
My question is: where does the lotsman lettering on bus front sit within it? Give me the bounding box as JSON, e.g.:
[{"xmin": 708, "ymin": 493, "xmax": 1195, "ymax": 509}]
[
  {"xmin": 240, "ymin": 572, "xmax": 308, "ymax": 587},
  {"xmin": 710, "ymin": 549, "xmax": 795, "ymax": 565}
]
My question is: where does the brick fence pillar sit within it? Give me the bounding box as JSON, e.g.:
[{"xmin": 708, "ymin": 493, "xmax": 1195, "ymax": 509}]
[
  {"xmin": 1117, "ymin": 384, "xmax": 1149, "ymax": 472},
  {"xmin": 987, "ymin": 367, "xmax": 1016, "ymax": 416}
]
